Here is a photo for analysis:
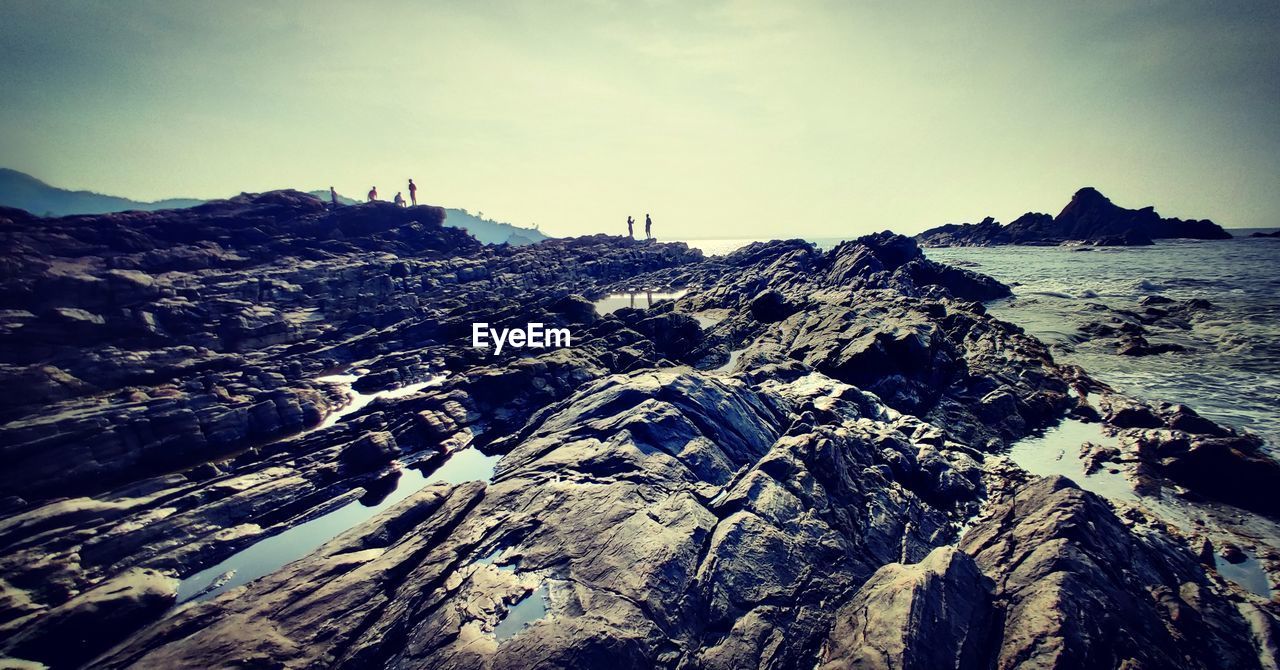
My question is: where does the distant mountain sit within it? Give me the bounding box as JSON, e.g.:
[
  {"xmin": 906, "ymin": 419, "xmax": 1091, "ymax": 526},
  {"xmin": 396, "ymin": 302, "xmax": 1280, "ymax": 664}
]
[
  {"xmin": 0, "ymin": 168, "xmax": 204, "ymax": 217},
  {"xmin": 916, "ymin": 187, "xmax": 1231, "ymax": 247},
  {"xmin": 0, "ymin": 168, "xmax": 550, "ymax": 246},
  {"xmin": 440, "ymin": 207, "xmax": 549, "ymax": 246}
]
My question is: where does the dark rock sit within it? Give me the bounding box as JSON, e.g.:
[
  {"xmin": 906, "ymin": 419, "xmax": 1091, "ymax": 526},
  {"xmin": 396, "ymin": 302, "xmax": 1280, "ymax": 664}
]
[
  {"xmin": 960, "ymin": 476, "xmax": 1264, "ymax": 669},
  {"xmin": 1116, "ymin": 333, "xmax": 1185, "ymax": 356},
  {"xmin": 910, "ymin": 216, "xmax": 1008, "ymax": 247},
  {"xmin": 1, "ymin": 568, "xmax": 177, "ymax": 668},
  {"xmin": 339, "ymin": 431, "xmax": 400, "ymax": 472},
  {"xmin": 747, "ymin": 289, "xmax": 793, "ymax": 323},
  {"xmin": 0, "ymin": 194, "xmax": 1274, "ymax": 670},
  {"xmin": 917, "ymin": 187, "xmax": 1231, "ymax": 247},
  {"xmin": 818, "ymin": 547, "xmax": 993, "ymax": 669},
  {"xmin": 1159, "ymin": 435, "xmax": 1280, "ymax": 518},
  {"xmin": 1166, "ymin": 404, "xmax": 1230, "ymax": 437},
  {"xmin": 1104, "ymin": 399, "xmax": 1165, "ymax": 429},
  {"xmin": 549, "ymin": 294, "xmax": 598, "ymax": 323}
]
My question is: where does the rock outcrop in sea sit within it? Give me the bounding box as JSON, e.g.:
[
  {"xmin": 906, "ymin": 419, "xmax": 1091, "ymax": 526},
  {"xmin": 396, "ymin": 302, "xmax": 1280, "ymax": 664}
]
[
  {"xmin": 917, "ymin": 187, "xmax": 1232, "ymax": 247},
  {"xmin": 0, "ymin": 193, "xmax": 1276, "ymax": 669}
]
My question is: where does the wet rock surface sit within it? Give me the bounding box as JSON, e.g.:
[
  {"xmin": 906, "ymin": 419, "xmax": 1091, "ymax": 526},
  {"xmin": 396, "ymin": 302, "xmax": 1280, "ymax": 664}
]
[{"xmin": 0, "ymin": 194, "xmax": 1276, "ymax": 668}]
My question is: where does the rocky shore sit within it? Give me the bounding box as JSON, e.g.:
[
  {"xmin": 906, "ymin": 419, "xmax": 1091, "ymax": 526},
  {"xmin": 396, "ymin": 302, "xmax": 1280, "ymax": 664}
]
[
  {"xmin": 916, "ymin": 187, "xmax": 1232, "ymax": 247},
  {"xmin": 1, "ymin": 192, "xmax": 1277, "ymax": 669}
]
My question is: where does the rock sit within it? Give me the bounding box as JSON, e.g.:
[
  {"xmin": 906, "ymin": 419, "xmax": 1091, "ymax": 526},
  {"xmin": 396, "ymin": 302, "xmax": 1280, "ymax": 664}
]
[
  {"xmin": 1117, "ymin": 333, "xmax": 1185, "ymax": 356},
  {"xmin": 1, "ymin": 568, "xmax": 177, "ymax": 668},
  {"xmin": 549, "ymin": 294, "xmax": 598, "ymax": 323},
  {"xmin": 0, "ymin": 194, "xmax": 1274, "ymax": 670},
  {"xmin": 339, "ymin": 431, "xmax": 400, "ymax": 471},
  {"xmin": 1220, "ymin": 542, "xmax": 1247, "ymax": 564},
  {"xmin": 631, "ymin": 312, "xmax": 703, "ymax": 361},
  {"xmin": 917, "ymin": 187, "xmax": 1231, "ymax": 247},
  {"xmin": 960, "ymin": 476, "xmax": 1264, "ymax": 669},
  {"xmin": 747, "ymin": 290, "xmax": 793, "ymax": 323},
  {"xmin": 1103, "ymin": 398, "xmax": 1164, "ymax": 429},
  {"xmin": 818, "ymin": 546, "xmax": 993, "ymax": 669},
  {"xmin": 1166, "ymin": 404, "xmax": 1230, "ymax": 437},
  {"xmin": 352, "ymin": 368, "xmax": 401, "ymax": 393},
  {"xmin": 910, "ymin": 216, "xmax": 1009, "ymax": 247},
  {"xmin": 1159, "ymin": 435, "xmax": 1280, "ymax": 518},
  {"xmin": 89, "ymin": 369, "xmax": 975, "ymax": 668}
]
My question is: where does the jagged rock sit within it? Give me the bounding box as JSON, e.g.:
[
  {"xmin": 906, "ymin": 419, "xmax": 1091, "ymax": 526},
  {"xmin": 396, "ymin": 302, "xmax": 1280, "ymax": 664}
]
[
  {"xmin": 748, "ymin": 289, "xmax": 793, "ymax": 323},
  {"xmin": 1116, "ymin": 333, "xmax": 1185, "ymax": 356},
  {"xmin": 339, "ymin": 431, "xmax": 400, "ymax": 471},
  {"xmin": 0, "ymin": 568, "xmax": 177, "ymax": 668},
  {"xmin": 1103, "ymin": 398, "xmax": 1164, "ymax": 429},
  {"xmin": 1159, "ymin": 435, "xmax": 1280, "ymax": 517},
  {"xmin": 909, "ymin": 216, "xmax": 1008, "ymax": 247},
  {"xmin": 960, "ymin": 476, "xmax": 1267, "ymax": 669},
  {"xmin": 0, "ymin": 195, "xmax": 1274, "ymax": 670},
  {"xmin": 818, "ymin": 546, "xmax": 993, "ymax": 669},
  {"xmin": 549, "ymin": 294, "xmax": 598, "ymax": 323},
  {"xmin": 917, "ymin": 188, "xmax": 1230, "ymax": 247}
]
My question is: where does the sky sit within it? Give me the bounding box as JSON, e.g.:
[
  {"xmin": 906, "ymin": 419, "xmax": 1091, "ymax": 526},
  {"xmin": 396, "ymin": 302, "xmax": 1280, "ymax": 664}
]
[{"xmin": 1, "ymin": 0, "xmax": 1278, "ymax": 237}]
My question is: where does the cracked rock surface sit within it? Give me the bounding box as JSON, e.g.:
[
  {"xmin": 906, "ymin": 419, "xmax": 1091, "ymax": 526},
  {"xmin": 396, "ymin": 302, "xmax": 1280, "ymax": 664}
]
[{"xmin": 0, "ymin": 193, "xmax": 1276, "ymax": 669}]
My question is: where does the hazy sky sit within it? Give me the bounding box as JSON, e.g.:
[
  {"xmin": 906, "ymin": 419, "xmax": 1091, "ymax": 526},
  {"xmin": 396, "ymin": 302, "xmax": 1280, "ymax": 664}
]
[{"xmin": 2, "ymin": 1, "xmax": 1278, "ymax": 236}]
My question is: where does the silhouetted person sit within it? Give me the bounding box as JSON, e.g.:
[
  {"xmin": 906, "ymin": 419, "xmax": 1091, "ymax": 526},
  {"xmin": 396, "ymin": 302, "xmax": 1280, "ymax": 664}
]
[
  {"xmin": 368, "ymin": 186, "xmax": 378, "ymax": 202},
  {"xmin": 394, "ymin": 192, "xmax": 406, "ymax": 207},
  {"xmin": 408, "ymin": 179, "xmax": 418, "ymax": 206},
  {"xmin": 645, "ymin": 213, "xmax": 652, "ymax": 239},
  {"xmin": 627, "ymin": 216, "xmax": 634, "ymax": 238},
  {"xmin": 329, "ymin": 186, "xmax": 339, "ymax": 207}
]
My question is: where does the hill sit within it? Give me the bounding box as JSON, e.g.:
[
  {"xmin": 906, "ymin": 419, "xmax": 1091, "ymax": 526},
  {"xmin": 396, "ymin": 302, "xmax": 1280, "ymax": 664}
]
[
  {"xmin": 0, "ymin": 168, "xmax": 204, "ymax": 216},
  {"xmin": 0, "ymin": 169, "xmax": 549, "ymax": 246}
]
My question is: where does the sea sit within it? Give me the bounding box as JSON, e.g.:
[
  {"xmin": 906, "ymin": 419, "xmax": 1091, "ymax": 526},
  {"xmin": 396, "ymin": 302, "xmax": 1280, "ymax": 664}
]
[{"xmin": 675, "ymin": 232, "xmax": 1280, "ymax": 455}]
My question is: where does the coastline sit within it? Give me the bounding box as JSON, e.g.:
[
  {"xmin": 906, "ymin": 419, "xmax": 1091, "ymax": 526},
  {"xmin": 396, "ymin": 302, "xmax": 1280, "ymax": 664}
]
[{"xmin": 1, "ymin": 200, "xmax": 1278, "ymax": 667}]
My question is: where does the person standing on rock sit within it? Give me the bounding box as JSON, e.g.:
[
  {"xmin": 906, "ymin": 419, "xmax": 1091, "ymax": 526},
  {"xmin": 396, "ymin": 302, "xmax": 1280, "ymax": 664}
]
[
  {"xmin": 408, "ymin": 179, "xmax": 418, "ymax": 206},
  {"xmin": 329, "ymin": 187, "xmax": 339, "ymax": 207},
  {"xmin": 645, "ymin": 213, "xmax": 653, "ymax": 240},
  {"xmin": 394, "ymin": 192, "xmax": 406, "ymax": 207},
  {"xmin": 368, "ymin": 186, "xmax": 378, "ymax": 202},
  {"xmin": 627, "ymin": 216, "xmax": 634, "ymax": 238}
]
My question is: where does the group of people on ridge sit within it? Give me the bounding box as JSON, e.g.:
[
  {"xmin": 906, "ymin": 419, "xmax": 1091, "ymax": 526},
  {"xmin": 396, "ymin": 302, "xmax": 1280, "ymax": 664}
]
[
  {"xmin": 330, "ymin": 179, "xmax": 419, "ymax": 208},
  {"xmin": 331, "ymin": 183, "xmax": 652, "ymax": 241},
  {"xmin": 627, "ymin": 214, "xmax": 654, "ymax": 240}
]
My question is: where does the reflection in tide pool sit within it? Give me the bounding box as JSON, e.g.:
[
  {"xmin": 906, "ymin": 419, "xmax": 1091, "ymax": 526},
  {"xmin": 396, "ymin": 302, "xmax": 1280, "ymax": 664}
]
[
  {"xmin": 178, "ymin": 467, "xmax": 429, "ymax": 602},
  {"xmin": 1214, "ymin": 551, "xmax": 1273, "ymax": 598},
  {"xmin": 714, "ymin": 349, "xmax": 745, "ymax": 374},
  {"xmin": 493, "ymin": 583, "xmax": 550, "ymax": 641},
  {"xmin": 1008, "ymin": 416, "xmax": 1276, "ymax": 598},
  {"xmin": 1007, "ymin": 418, "xmax": 1135, "ymax": 503},
  {"xmin": 315, "ymin": 374, "xmax": 445, "ymax": 429},
  {"xmin": 178, "ymin": 446, "xmax": 500, "ymax": 604},
  {"xmin": 593, "ymin": 290, "xmax": 688, "ymax": 316},
  {"xmin": 693, "ymin": 309, "xmax": 729, "ymax": 329},
  {"xmin": 177, "ymin": 374, "xmax": 453, "ymax": 602},
  {"xmin": 430, "ymin": 447, "xmax": 500, "ymax": 485}
]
